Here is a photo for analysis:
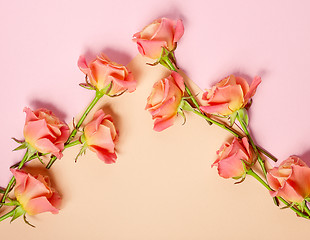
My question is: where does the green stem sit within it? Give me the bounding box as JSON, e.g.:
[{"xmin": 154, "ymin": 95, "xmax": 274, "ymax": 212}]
[
  {"xmin": 257, "ymin": 147, "xmax": 277, "ymax": 162},
  {"xmin": 0, "ymin": 150, "xmax": 32, "ymax": 207},
  {"xmin": 11, "ymin": 140, "xmax": 81, "ymax": 169},
  {"xmin": 247, "ymin": 169, "xmax": 309, "ymax": 219},
  {"xmin": 162, "ymin": 55, "xmax": 278, "ymax": 163},
  {"xmin": 161, "ymin": 56, "xmax": 212, "ymax": 125},
  {"xmin": 238, "ymin": 117, "xmax": 267, "ymax": 177},
  {"xmin": 46, "ymin": 91, "xmax": 104, "ymax": 169},
  {"xmin": 304, "ymin": 202, "xmax": 310, "ymax": 217},
  {"xmin": 66, "ymin": 91, "xmax": 104, "ymax": 145},
  {"xmin": 11, "ymin": 153, "xmax": 48, "ymax": 169},
  {"xmin": 192, "ymin": 109, "xmax": 240, "ymax": 137},
  {"xmin": 0, "ymin": 208, "xmax": 16, "ymax": 222},
  {"xmin": 64, "ymin": 140, "xmax": 81, "ymax": 149},
  {"xmin": 247, "ymin": 169, "xmax": 271, "ymax": 191}
]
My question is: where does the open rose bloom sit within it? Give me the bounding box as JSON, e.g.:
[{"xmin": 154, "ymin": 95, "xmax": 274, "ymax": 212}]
[
  {"xmin": 213, "ymin": 137, "xmax": 254, "ymax": 179},
  {"xmin": 83, "ymin": 109, "xmax": 118, "ymax": 164},
  {"xmin": 200, "ymin": 75, "xmax": 261, "ymax": 116},
  {"xmin": 146, "ymin": 72, "xmax": 185, "ymax": 131},
  {"xmin": 11, "ymin": 169, "xmax": 61, "ymax": 216},
  {"xmin": 133, "ymin": 18, "xmax": 184, "ymax": 59},
  {"xmin": 78, "ymin": 55, "xmax": 136, "ymax": 96},
  {"xmin": 267, "ymin": 156, "xmax": 310, "ymax": 203},
  {"xmin": 23, "ymin": 107, "xmax": 70, "ymax": 159}
]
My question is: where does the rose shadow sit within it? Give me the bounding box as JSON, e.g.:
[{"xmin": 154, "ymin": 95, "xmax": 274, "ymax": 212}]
[
  {"xmin": 156, "ymin": 6, "xmax": 187, "ymax": 24},
  {"xmin": 29, "ymin": 100, "xmax": 67, "ymax": 122},
  {"xmin": 83, "ymin": 47, "xmax": 132, "ymax": 66},
  {"xmin": 299, "ymin": 150, "xmax": 310, "ymax": 167}
]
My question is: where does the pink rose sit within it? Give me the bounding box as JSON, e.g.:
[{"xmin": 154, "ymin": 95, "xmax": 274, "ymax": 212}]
[
  {"xmin": 83, "ymin": 109, "xmax": 118, "ymax": 164},
  {"xmin": 212, "ymin": 137, "xmax": 254, "ymax": 179},
  {"xmin": 200, "ymin": 75, "xmax": 261, "ymax": 116},
  {"xmin": 23, "ymin": 107, "xmax": 70, "ymax": 159},
  {"xmin": 11, "ymin": 169, "xmax": 61, "ymax": 215},
  {"xmin": 133, "ymin": 17, "xmax": 184, "ymax": 59},
  {"xmin": 267, "ymin": 156, "xmax": 310, "ymax": 203},
  {"xmin": 146, "ymin": 72, "xmax": 185, "ymax": 131},
  {"xmin": 78, "ymin": 54, "xmax": 136, "ymax": 96}
]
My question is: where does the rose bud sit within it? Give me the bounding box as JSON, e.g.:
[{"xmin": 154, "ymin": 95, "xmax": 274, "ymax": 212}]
[
  {"xmin": 267, "ymin": 156, "xmax": 310, "ymax": 203},
  {"xmin": 11, "ymin": 169, "xmax": 61, "ymax": 216},
  {"xmin": 83, "ymin": 109, "xmax": 118, "ymax": 164},
  {"xmin": 146, "ymin": 72, "xmax": 185, "ymax": 131},
  {"xmin": 23, "ymin": 107, "xmax": 70, "ymax": 159},
  {"xmin": 200, "ymin": 75, "xmax": 261, "ymax": 116},
  {"xmin": 212, "ymin": 137, "xmax": 255, "ymax": 179},
  {"xmin": 133, "ymin": 18, "xmax": 184, "ymax": 60},
  {"xmin": 78, "ymin": 54, "xmax": 136, "ymax": 96}
]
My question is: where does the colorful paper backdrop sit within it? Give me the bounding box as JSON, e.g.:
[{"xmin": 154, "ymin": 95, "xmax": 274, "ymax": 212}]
[{"xmin": 1, "ymin": 0, "xmax": 310, "ymax": 238}]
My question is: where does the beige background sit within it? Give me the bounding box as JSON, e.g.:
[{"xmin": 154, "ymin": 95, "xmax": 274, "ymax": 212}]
[{"xmin": 1, "ymin": 55, "xmax": 309, "ymax": 239}]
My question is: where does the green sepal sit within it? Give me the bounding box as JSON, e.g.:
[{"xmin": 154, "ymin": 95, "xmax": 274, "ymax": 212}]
[
  {"xmin": 75, "ymin": 144, "xmax": 88, "ymax": 162},
  {"xmin": 305, "ymin": 197, "xmax": 310, "ymax": 202},
  {"xmin": 36, "ymin": 152, "xmax": 45, "ymax": 165},
  {"xmin": 80, "ymin": 75, "xmax": 96, "ymax": 90},
  {"xmin": 280, "ymin": 203, "xmax": 294, "ymax": 210},
  {"xmin": 236, "ymin": 108, "xmax": 249, "ymax": 126},
  {"xmin": 10, "ymin": 206, "xmax": 26, "ymax": 223},
  {"xmin": 158, "ymin": 47, "xmax": 178, "ymax": 70},
  {"xmin": 23, "ymin": 214, "xmax": 35, "ymax": 228},
  {"xmin": 4, "ymin": 200, "xmax": 19, "ymax": 206},
  {"xmin": 79, "ymin": 83, "xmax": 95, "ymax": 90},
  {"xmin": 100, "ymin": 81, "xmax": 113, "ymax": 96},
  {"xmin": 27, "ymin": 146, "xmax": 38, "ymax": 159},
  {"xmin": 234, "ymin": 176, "xmax": 246, "ymax": 184},
  {"xmin": 146, "ymin": 61, "xmax": 159, "ymax": 66},
  {"xmin": 229, "ymin": 111, "xmax": 238, "ymax": 126},
  {"xmin": 79, "ymin": 134, "xmax": 86, "ymax": 144},
  {"xmin": 177, "ymin": 108, "xmax": 186, "ymax": 125},
  {"xmin": 11, "ymin": 138, "xmax": 25, "ymax": 144},
  {"xmin": 109, "ymin": 89, "xmax": 127, "ymax": 97},
  {"xmin": 179, "ymin": 99, "xmax": 195, "ymax": 112},
  {"xmin": 297, "ymin": 201, "xmax": 306, "ymax": 212},
  {"xmin": 12, "ymin": 142, "xmax": 28, "ymax": 152}
]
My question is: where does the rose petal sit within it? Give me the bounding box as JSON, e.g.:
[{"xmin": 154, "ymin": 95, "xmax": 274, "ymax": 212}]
[{"xmin": 244, "ymin": 76, "xmax": 261, "ymax": 104}]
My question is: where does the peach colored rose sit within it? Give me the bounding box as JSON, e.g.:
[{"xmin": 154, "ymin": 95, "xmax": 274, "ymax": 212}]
[
  {"xmin": 200, "ymin": 75, "xmax": 261, "ymax": 116},
  {"xmin": 212, "ymin": 137, "xmax": 254, "ymax": 179},
  {"xmin": 146, "ymin": 72, "xmax": 185, "ymax": 131},
  {"xmin": 267, "ymin": 156, "xmax": 310, "ymax": 203},
  {"xmin": 78, "ymin": 54, "xmax": 136, "ymax": 96},
  {"xmin": 133, "ymin": 18, "xmax": 184, "ymax": 59},
  {"xmin": 11, "ymin": 169, "xmax": 61, "ymax": 215},
  {"xmin": 23, "ymin": 107, "xmax": 70, "ymax": 159},
  {"xmin": 83, "ymin": 109, "xmax": 118, "ymax": 164}
]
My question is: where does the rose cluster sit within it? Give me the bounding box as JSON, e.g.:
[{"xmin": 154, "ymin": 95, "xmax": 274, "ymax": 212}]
[
  {"xmin": 1, "ymin": 16, "xmax": 309, "ymax": 226},
  {"xmin": 0, "ymin": 54, "xmax": 136, "ymax": 225},
  {"xmin": 134, "ymin": 17, "xmax": 310, "ymax": 219}
]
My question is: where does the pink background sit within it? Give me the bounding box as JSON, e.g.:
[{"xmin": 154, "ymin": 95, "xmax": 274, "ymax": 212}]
[{"xmin": 1, "ymin": 0, "xmax": 310, "ymax": 237}]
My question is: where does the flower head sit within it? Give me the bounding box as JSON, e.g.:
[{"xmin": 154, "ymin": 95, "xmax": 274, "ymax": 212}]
[
  {"xmin": 83, "ymin": 109, "xmax": 118, "ymax": 164},
  {"xmin": 146, "ymin": 72, "xmax": 185, "ymax": 131},
  {"xmin": 78, "ymin": 54, "xmax": 136, "ymax": 96},
  {"xmin": 133, "ymin": 18, "xmax": 184, "ymax": 60},
  {"xmin": 11, "ymin": 169, "xmax": 61, "ymax": 216},
  {"xmin": 23, "ymin": 107, "xmax": 70, "ymax": 159},
  {"xmin": 213, "ymin": 137, "xmax": 254, "ymax": 179},
  {"xmin": 267, "ymin": 156, "xmax": 310, "ymax": 203},
  {"xmin": 200, "ymin": 75, "xmax": 261, "ymax": 116}
]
